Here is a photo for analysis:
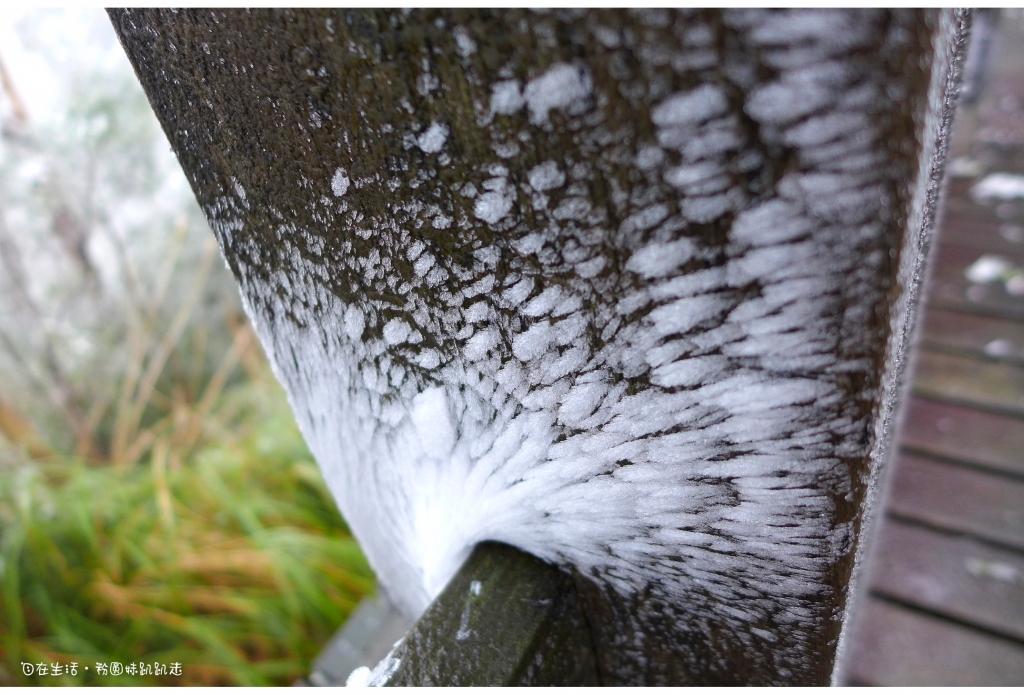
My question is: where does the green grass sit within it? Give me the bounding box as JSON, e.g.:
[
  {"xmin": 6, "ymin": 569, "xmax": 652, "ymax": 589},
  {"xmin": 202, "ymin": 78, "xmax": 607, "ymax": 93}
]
[{"xmin": 0, "ymin": 366, "xmax": 374, "ymax": 686}]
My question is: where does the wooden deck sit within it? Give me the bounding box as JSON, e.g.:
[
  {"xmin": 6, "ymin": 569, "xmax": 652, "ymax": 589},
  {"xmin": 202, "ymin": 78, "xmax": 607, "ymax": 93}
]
[{"xmin": 841, "ymin": 11, "xmax": 1024, "ymax": 686}]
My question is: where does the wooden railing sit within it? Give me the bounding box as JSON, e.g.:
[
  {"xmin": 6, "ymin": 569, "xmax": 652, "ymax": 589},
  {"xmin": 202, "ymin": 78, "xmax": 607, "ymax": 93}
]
[{"xmin": 109, "ymin": 9, "xmax": 971, "ymax": 685}]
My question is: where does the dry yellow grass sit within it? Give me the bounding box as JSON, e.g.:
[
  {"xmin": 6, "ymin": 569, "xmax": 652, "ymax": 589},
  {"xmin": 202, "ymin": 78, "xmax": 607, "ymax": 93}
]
[{"xmin": 0, "ymin": 363, "xmax": 374, "ymax": 686}]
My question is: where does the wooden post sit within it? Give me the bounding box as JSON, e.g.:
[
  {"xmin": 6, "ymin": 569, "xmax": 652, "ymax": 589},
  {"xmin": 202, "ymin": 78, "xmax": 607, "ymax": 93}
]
[{"xmin": 108, "ymin": 9, "xmax": 970, "ymax": 685}]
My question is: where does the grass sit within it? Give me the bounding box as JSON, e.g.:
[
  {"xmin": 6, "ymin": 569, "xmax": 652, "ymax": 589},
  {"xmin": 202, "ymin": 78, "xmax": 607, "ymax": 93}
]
[
  {"xmin": 0, "ymin": 359, "xmax": 375, "ymax": 686},
  {"xmin": 0, "ymin": 35, "xmax": 375, "ymax": 685}
]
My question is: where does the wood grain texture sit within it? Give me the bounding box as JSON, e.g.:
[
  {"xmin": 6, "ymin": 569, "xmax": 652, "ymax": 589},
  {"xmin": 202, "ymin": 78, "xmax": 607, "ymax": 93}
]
[
  {"xmin": 926, "ymin": 242, "xmax": 1024, "ymax": 321},
  {"xmin": 843, "ymin": 14, "xmax": 1024, "ymax": 685},
  {"xmin": 887, "ymin": 453, "xmax": 1024, "ymax": 550},
  {"xmin": 919, "ymin": 309, "xmax": 1024, "ymax": 363},
  {"xmin": 938, "ymin": 214, "xmax": 1024, "ymax": 255},
  {"xmin": 912, "ymin": 349, "xmax": 1024, "ymax": 415},
  {"xmin": 900, "ymin": 397, "xmax": 1024, "ymax": 476},
  {"xmin": 844, "ymin": 599, "xmax": 1024, "ymax": 686},
  {"xmin": 868, "ymin": 519, "xmax": 1024, "ymax": 642}
]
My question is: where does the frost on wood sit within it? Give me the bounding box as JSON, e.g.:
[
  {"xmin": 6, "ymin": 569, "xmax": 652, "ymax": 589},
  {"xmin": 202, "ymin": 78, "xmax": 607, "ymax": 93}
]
[{"xmin": 110, "ymin": 8, "xmax": 967, "ymax": 685}]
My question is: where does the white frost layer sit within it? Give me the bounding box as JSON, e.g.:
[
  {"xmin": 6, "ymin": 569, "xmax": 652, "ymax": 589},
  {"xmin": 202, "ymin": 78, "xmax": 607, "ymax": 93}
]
[
  {"xmin": 331, "ymin": 168, "xmax": 350, "ymax": 197},
  {"xmin": 523, "ymin": 62, "xmax": 592, "ymax": 125},
  {"xmin": 490, "ymin": 80, "xmax": 525, "ymax": 116},
  {"xmin": 209, "ymin": 10, "xmax": 924, "ymax": 676},
  {"xmin": 473, "ymin": 177, "xmax": 513, "ymax": 225},
  {"xmin": 651, "ymin": 84, "xmax": 727, "ymax": 128},
  {"xmin": 345, "ymin": 666, "xmax": 371, "ymax": 687},
  {"xmin": 417, "ymin": 122, "xmax": 449, "ymax": 154}
]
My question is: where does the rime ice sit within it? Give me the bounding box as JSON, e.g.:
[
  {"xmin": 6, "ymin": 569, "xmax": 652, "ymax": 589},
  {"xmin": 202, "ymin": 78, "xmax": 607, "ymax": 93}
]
[
  {"xmin": 331, "ymin": 167, "xmax": 350, "ymax": 197},
  {"xmin": 490, "ymin": 80, "xmax": 525, "ymax": 116},
  {"xmin": 524, "ymin": 62, "xmax": 592, "ymax": 125},
  {"xmin": 417, "ymin": 122, "xmax": 449, "ymax": 154},
  {"xmin": 179, "ymin": 7, "xmax": 965, "ymax": 686}
]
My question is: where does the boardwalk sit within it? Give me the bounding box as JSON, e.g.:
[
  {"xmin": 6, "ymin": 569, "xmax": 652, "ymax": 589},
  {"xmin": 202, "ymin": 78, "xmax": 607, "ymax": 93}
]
[{"xmin": 842, "ymin": 11, "xmax": 1024, "ymax": 686}]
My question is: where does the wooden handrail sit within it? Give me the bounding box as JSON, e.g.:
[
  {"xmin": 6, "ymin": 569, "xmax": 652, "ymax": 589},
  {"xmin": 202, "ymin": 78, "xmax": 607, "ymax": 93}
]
[
  {"xmin": 108, "ymin": 9, "xmax": 971, "ymax": 685},
  {"xmin": 378, "ymin": 542, "xmax": 598, "ymax": 686}
]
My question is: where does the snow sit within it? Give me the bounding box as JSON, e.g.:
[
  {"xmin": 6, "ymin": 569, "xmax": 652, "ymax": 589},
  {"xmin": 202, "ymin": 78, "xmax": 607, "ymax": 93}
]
[
  {"xmin": 331, "ymin": 167, "xmax": 350, "ymax": 197},
  {"xmin": 413, "ymin": 253, "xmax": 435, "ymax": 277},
  {"xmin": 625, "ymin": 238, "xmax": 697, "ymax": 278},
  {"xmin": 366, "ymin": 650, "xmax": 401, "ymax": 687},
  {"xmin": 414, "ymin": 349, "xmax": 441, "ymax": 369},
  {"xmin": 453, "ymin": 26, "xmax": 476, "ymax": 58},
  {"xmin": 965, "ymin": 254, "xmax": 1011, "ymax": 283},
  {"xmin": 411, "ymin": 387, "xmax": 457, "ymax": 459},
  {"xmin": 416, "ymin": 122, "xmax": 448, "ymax": 154},
  {"xmin": 345, "ymin": 666, "xmax": 371, "ymax": 687},
  {"xmin": 344, "ymin": 306, "xmax": 365, "ymax": 340},
  {"xmin": 651, "ymin": 84, "xmax": 728, "ymax": 128},
  {"xmin": 490, "ymin": 80, "xmax": 525, "ymax": 116},
  {"xmin": 1000, "ymin": 224, "xmax": 1024, "ymax": 243},
  {"xmin": 984, "ymin": 339, "xmax": 1014, "ymax": 357},
  {"xmin": 502, "ymin": 277, "xmax": 533, "ymax": 306},
  {"xmin": 965, "ymin": 557, "xmax": 1021, "ymax": 583},
  {"xmin": 664, "ymin": 163, "xmax": 725, "ymax": 190},
  {"xmin": 745, "ymin": 77, "xmax": 834, "ymax": 126},
  {"xmin": 464, "ymin": 326, "xmax": 499, "ymax": 361},
  {"xmin": 731, "ymin": 199, "xmax": 814, "ymax": 247},
  {"xmin": 382, "ymin": 317, "xmax": 411, "ymax": 345},
  {"xmin": 552, "ymin": 196, "xmax": 591, "ymax": 221},
  {"xmin": 474, "ymin": 189, "xmax": 513, "ymax": 225},
  {"xmin": 523, "ymin": 62, "xmax": 592, "ymax": 125},
  {"xmin": 947, "ymin": 156, "xmax": 983, "ymax": 178},
  {"xmin": 511, "ymin": 321, "xmax": 552, "ymax": 361},
  {"xmin": 635, "ymin": 146, "xmax": 664, "ymax": 171},
  {"xmin": 527, "ymin": 161, "xmax": 565, "ymax": 192},
  {"xmin": 783, "ymin": 112, "xmax": 868, "ymax": 148}
]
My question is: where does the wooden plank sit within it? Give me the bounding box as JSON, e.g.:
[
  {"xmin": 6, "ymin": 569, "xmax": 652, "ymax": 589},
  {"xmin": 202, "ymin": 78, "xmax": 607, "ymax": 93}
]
[
  {"xmin": 911, "ymin": 349, "xmax": 1024, "ymax": 416},
  {"xmin": 928, "ymin": 280, "xmax": 1024, "ymax": 321},
  {"xmin": 925, "ymin": 243, "xmax": 1024, "ymax": 321},
  {"xmin": 382, "ymin": 542, "xmax": 599, "ymax": 686},
  {"xmin": 886, "ymin": 453, "xmax": 1024, "ymax": 551},
  {"xmin": 900, "ymin": 397, "xmax": 1024, "ymax": 477},
  {"xmin": 932, "ymin": 240, "xmax": 1024, "ymax": 268},
  {"xmin": 944, "ymin": 179, "xmax": 1024, "ymax": 225},
  {"xmin": 941, "ymin": 187, "xmax": 999, "ymax": 224},
  {"xmin": 938, "ymin": 215, "xmax": 1024, "ymax": 256},
  {"xmin": 843, "ymin": 598, "xmax": 1024, "ymax": 686},
  {"xmin": 919, "ymin": 308, "xmax": 1024, "ymax": 363},
  {"xmin": 867, "ymin": 519, "xmax": 1024, "ymax": 642}
]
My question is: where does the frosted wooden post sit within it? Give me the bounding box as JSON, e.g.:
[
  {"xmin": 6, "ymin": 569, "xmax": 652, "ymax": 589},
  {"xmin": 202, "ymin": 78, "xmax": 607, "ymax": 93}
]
[{"xmin": 109, "ymin": 9, "xmax": 969, "ymax": 685}]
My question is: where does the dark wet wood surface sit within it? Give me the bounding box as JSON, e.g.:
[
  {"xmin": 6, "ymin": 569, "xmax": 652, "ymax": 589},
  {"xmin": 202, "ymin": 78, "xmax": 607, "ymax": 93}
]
[
  {"xmin": 869, "ymin": 520, "xmax": 1024, "ymax": 641},
  {"xmin": 887, "ymin": 453, "xmax": 1024, "ymax": 550},
  {"xmin": 843, "ymin": 11, "xmax": 1024, "ymax": 685},
  {"xmin": 900, "ymin": 398, "xmax": 1024, "ymax": 477}
]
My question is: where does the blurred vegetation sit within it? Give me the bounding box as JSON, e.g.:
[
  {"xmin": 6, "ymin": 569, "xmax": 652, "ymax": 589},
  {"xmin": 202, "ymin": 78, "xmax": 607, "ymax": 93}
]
[
  {"xmin": 0, "ymin": 360, "xmax": 374, "ymax": 686},
  {"xmin": 0, "ymin": 10, "xmax": 373, "ymax": 686}
]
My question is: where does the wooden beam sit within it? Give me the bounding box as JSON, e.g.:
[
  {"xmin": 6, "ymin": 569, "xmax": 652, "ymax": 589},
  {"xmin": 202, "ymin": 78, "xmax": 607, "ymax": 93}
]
[
  {"xmin": 379, "ymin": 542, "xmax": 600, "ymax": 686},
  {"xmin": 108, "ymin": 9, "xmax": 971, "ymax": 684}
]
